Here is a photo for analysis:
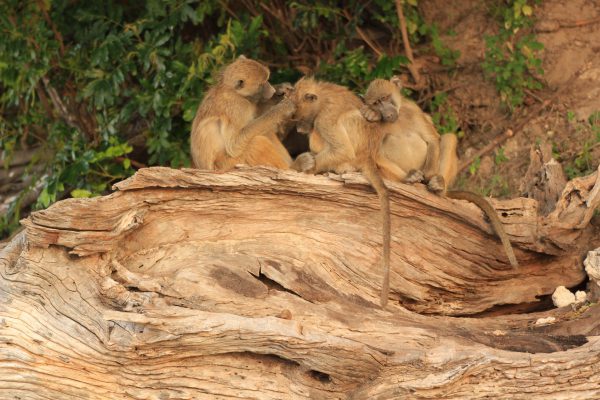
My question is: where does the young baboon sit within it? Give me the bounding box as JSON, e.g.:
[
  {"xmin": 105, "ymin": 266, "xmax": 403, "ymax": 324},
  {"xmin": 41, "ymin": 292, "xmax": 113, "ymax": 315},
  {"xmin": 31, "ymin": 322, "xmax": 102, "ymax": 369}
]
[
  {"xmin": 362, "ymin": 77, "xmax": 518, "ymax": 268},
  {"xmin": 190, "ymin": 56, "xmax": 295, "ymax": 170},
  {"xmin": 291, "ymin": 77, "xmax": 392, "ymax": 308},
  {"xmin": 361, "ymin": 77, "xmax": 444, "ymax": 189},
  {"xmin": 257, "ymin": 82, "xmax": 309, "ymax": 157}
]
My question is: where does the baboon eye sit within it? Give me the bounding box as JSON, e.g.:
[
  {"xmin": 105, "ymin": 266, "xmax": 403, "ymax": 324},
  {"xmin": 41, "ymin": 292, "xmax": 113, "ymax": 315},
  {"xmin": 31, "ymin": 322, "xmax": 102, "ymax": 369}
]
[
  {"xmin": 304, "ymin": 93, "xmax": 317, "ymax": 102},
  {"xmin": 235, "ymin": 80, "xmax": 245, "ymax": 89}
]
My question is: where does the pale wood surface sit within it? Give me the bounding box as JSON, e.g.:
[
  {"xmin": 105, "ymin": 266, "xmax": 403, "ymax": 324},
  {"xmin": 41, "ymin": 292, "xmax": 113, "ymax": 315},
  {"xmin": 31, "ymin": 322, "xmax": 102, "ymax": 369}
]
[{"xmin": 2, "ymin": 166, "xmax": 600, "ymax": 399}]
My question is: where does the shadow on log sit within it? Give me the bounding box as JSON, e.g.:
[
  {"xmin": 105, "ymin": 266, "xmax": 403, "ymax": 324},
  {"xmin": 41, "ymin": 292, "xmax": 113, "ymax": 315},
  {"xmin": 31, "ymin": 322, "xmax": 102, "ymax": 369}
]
[{"xmin": 2, "ymin": 166, "xmax": 600, "ymax": 399}]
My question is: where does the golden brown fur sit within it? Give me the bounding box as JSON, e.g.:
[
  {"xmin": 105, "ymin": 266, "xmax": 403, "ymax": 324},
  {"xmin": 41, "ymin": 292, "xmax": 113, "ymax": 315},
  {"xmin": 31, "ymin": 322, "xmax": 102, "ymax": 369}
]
[
  {"xmin": 362, "ymin": 77, "xmax": 518, "ymax": 268},
  {"xmin": 362, "ymin": 78, "xmax": 444, "ymax": 186},
  {"xmin": 191, "ymin": 56, "xmax": 294, "ymax": 170},
  {"xmin": 291, "ymin": 77, "xmax": 392, "ymax": 307}
]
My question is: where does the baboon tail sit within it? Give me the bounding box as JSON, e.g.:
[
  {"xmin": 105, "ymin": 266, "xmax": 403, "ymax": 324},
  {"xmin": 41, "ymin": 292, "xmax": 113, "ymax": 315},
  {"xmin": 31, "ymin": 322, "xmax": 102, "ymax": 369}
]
[
  {"xmin": 363, "ymin": 161, "xmax": 391, "ymax": 308},
  {"xmin": 447, "ymin": 190, "xmax": 518, "ymax": 268}
]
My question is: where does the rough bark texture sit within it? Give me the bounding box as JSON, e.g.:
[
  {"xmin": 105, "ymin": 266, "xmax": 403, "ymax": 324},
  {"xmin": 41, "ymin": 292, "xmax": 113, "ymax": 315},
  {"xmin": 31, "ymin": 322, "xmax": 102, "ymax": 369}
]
[
  {"xmin": 2, "ymin": 166, "xmax": 600, "ymax": 399},
  {"xmin": 520, "ymin": 143, "xmax": 568, "ymax": 216}
]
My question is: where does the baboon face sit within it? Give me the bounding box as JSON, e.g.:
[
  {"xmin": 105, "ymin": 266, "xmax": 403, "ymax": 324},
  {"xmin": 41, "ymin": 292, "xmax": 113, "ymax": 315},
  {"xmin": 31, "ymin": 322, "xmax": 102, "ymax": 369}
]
[
  {"xmin": 364, "ymin": 79, "xmax": 401, "ymax": 123},
  {"xmin": 291, "ymin": 78, "xmax": 321, "ymax": 134},
  {"xmin": 273, "ymin": 82, "xmax": 293, "ymax": 98},
  {"xmin": 222, "ymin": 56, "xmax": 275, "ymax": 103}
]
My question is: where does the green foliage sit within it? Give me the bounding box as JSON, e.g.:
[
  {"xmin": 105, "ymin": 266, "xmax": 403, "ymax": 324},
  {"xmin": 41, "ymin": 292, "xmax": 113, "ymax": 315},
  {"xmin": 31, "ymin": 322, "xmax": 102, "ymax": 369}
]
[
  {"xmin": 0, "ymin": 0, "xmax": 461, "ymax": 238},
  {"xmin": 484, "ymin": 174, "xmax": 510, "ymax": 197},
  {"xmin": 469, "ymin": 156, "xmax": 481, "ymax": 176},
  {"xmin": 494, "ymin": 147, "xmax": 508, "ymax": 165},
  {"xmin": 564, "ymin": 111, "xmax": 600, "ymax": 179},
  {"xmin": 317, "ymin": 47, "xmax": 410, "ymax": 90},
  {"xmin": 419, "ymin": 25, "xmax": 460, "ymax": 67},
  {"xmin": 429, "ymin": 93, "xmax": 462, "ymax": 137},
  {"xmin": 482, "ymin": 0, "xmax": 544, "ymax": 109}
]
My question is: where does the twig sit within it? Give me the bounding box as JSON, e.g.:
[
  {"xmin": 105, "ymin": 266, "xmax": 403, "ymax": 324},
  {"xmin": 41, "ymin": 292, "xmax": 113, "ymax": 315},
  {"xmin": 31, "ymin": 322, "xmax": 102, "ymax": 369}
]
[
  {"xmin": 394, "ymin": 0, "xmax": 423, "ymax": 88},
  {"xmin": 524, "ymin": 88, "xmax": 545, "ymax": 104},
  {"xmin": 36, "ymin": 0, "xmax": 65, "ymax": 56},
  {"xmin": 41, "ymin": 77, "xmax": 98, "ymax": 143},
  {"xmin": 537, "ymin": 16, "xmax": 600, "ymax": 32},
  {"xmin": 560, "ymin": 16, "xmax": 600, "ymax": 28},
  {"xmin": 341, "ymin": 10, "xmax": 384, "ymax": 57},
  {"xmin": 458, "ymin": 129, "xmax": 518, "ymax": 173},
  {"xmin": 42, "ymin": 78, "xmax": 78, "ymax": 130},
  {"xmin": 417, "ymin": 83, "xmax": 466, "ymax": 105},
  {"xmin": 115, "ymin": 156, "xmax": 147, "ymax": 170},
  {"xmin": 458, "ymin": 98, "xmax": 552, "ymax": 173},
  {"xmin": 219, "ymin": 0, "xmax": 239, "ymax": 20},
  {"xmin": 458, "ymin": 66, "xmax": 589, "ymax": 174}
]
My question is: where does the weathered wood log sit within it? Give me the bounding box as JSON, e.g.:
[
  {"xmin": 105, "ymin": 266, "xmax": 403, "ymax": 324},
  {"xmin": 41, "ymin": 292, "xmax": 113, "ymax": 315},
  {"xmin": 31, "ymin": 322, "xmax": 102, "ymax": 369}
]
[
  {"xmin": 1, "ymin": 166, "xmax": 600, "ymax": 399},
  {"xmin": 520, "ymin": 142, "xmax": 567, "ymax": 215}
]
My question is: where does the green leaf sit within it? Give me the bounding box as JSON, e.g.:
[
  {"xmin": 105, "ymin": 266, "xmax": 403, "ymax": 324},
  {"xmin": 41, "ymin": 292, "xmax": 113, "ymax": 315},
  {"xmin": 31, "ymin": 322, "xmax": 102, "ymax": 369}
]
[
  {"xmin": 71, "ymin": 189, "xmax": 92, "ymax": 198},
  {"xmin": 39, "ymin": 188, "xmax": 51, "ymax": 208},
  {"xmin": 123, "ymin": 158, "xmax": 131, "ymax": 169},
  {"xmin": 522, "ymin": 5, "xmax": 533, "ymax": 16}
]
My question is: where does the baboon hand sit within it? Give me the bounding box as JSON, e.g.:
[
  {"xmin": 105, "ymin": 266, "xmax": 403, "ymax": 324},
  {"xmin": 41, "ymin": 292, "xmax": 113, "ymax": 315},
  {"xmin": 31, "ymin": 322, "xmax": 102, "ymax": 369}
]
[
  {"xmin": 427, "ymin": 175, "xmax": 446, "ymax": 193},
  {"xmin": 360, "ymin": 105, "xmax": 382, "ymax": 123},
  {"xmin": 404, "ymin": 169, "xmax": 425, "ymax": 184},
  {"xmin": 296, "ymin": 120, "xmax": 312, "ymax": 134},
  {"xmin": 274, "ymin": 98, "xmax": 296, "ymax": 118},
  {"xmin": 294, "ymin": 152, "xmax": 316, "ymax": 172},
  {"xmin": 274, "ymin": 82, "xmax": 293, "ymax": 97}
]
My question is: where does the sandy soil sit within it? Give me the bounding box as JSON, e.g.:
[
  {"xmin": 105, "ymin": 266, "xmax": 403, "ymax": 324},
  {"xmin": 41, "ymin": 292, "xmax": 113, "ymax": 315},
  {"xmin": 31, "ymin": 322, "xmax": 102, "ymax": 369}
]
[{"xmin": 419, "ymin": 0, "xmax": 600, "ymax": 197}]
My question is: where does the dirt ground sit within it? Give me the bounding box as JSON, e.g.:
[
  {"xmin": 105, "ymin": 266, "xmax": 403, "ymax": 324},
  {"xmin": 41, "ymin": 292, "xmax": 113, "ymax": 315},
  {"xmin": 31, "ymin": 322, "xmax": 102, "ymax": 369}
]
[{"xmin": 420, "ymin": 0, "xmax": 600, "ymax": 197}]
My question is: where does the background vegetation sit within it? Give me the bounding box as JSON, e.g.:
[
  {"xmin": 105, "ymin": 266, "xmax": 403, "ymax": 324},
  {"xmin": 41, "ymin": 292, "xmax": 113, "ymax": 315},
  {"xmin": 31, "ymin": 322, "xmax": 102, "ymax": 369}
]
[{"xmin": 0, "ymin": 0, "xmax": 547, "ymax": 238}]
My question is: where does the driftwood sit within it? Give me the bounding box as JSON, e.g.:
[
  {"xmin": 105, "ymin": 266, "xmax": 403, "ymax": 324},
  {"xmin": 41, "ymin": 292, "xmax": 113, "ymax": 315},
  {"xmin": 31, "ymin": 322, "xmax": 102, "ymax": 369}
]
[
  {"xmin": 520, "ymin": 143, "xmax": 568, "ymax": 215},
  {"xmin": 2, "ymin": 165, "xmax": 600, "ymax": 399}
]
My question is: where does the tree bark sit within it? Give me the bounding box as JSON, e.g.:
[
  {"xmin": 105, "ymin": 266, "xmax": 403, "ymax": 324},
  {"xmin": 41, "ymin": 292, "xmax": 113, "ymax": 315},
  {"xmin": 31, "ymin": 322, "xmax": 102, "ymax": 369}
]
[{"xmin": 2, "ymin": 166, "xmax": 600, "ymax": 399}]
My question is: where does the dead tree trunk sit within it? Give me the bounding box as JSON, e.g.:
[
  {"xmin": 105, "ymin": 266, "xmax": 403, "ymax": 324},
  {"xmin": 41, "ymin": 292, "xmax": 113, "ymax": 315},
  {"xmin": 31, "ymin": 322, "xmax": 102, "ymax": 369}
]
[{"xmin": 2, "ymin": 166, "xmax": 600, "ymax": 399}]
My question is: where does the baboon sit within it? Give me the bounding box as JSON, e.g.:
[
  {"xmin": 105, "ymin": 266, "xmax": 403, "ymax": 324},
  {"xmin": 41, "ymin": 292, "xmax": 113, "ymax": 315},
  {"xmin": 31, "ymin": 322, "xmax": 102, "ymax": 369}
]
[
  {"xmin": 362, "ymin": 77, "xmax": 518, "ymax": 268},
  {"xmin": 257, "ymin": 82, "xmax": 309, "ymax": 157},
  {"xmin": 291, "ymin": 77, "xmax": 392, "ymax": 307},
  {"xmin": 361, "ymin": 77, "xmax": 445, "ymax": 189},
  {"xmin": 190, "ymin": 56, "xmax": 295, "ymax": 170}
]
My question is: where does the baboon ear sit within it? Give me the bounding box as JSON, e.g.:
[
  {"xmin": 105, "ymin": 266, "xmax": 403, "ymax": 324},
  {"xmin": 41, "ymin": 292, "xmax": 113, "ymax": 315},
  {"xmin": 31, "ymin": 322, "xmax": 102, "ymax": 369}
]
[
  {"xmin": 238, "ymin": 55, "xmax": 247, "ymax": 60},
  {"xmin": 390, "ymin": 75, "xmax": 403, "ymax": 90},
  {"xmin": 304, "ymin": 93, "xmax": 317, "ymax": 102},
  {"xmin": 235, "ymin": 79, "xmax": 245, "ymax": 89}
]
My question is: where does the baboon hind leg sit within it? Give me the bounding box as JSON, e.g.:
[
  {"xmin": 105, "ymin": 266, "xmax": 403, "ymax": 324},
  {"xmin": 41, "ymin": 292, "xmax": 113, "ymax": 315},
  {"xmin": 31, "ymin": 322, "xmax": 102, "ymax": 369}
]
[
  {"xmin": 265, "ymin": 134, "xmax": 293, "ymax": 166},
  {"xmin": 243, "ymin": 135, "xmax": 292, "ymax": 169},
  {"xmin": 438, "ymin": 134, "xmax": 458, "ymax": 188},
  {"xmin": 427, "ymin": 134, "xmax": 458, "ymax": 193}
]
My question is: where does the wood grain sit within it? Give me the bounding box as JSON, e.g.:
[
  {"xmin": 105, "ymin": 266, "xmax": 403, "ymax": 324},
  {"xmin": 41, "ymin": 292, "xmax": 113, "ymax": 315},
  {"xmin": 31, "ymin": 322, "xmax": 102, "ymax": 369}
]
[{"xmin": 1, "ymin": 165, "xmax": 599, "ymax": 399}]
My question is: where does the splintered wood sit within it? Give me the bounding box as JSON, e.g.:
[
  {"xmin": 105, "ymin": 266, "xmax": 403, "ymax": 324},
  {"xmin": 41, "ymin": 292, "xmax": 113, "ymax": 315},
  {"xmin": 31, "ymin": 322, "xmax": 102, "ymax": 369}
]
[{"xmin": 2, "ymin": 166, "xmax": 600, "ymax": 399}]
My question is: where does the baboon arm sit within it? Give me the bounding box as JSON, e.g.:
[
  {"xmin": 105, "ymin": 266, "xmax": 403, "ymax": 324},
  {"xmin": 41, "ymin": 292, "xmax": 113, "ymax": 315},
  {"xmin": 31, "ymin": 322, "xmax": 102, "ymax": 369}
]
[
  {"xmin": 315, "ymin": 135, "xmax": 355, "ymax": 173},
  {"xmin": 312, "ymin": 124, "xmax": 355, "ymax": 173},
  {"xmin": 191, "ymin": 117, "xmax": 225, "ymax": 169},
  {"xmin": 225, "ymin": 106, "xmax": 288, "ymax": 159}
]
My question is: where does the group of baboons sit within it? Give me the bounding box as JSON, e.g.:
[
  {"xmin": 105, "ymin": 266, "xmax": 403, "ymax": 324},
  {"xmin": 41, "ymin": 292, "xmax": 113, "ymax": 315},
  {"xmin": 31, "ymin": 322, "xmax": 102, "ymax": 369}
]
[{"xmin": 190, "ymin": 56, "xmax": 518, "ymax": 308}]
